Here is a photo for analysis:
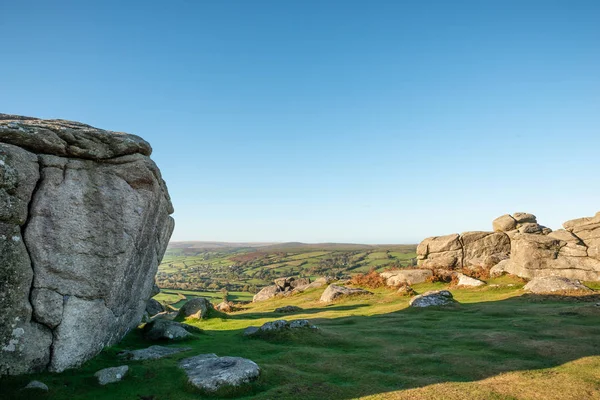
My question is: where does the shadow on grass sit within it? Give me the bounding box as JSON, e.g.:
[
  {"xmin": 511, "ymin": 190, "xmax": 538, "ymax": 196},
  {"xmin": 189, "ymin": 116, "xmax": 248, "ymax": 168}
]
[
  {"xmin": 226, "ymin": 303, "xmax": 370, "ymax": 320},
  {"xmin": 2, "ymin": 293, "xmax": 600, "ymax": 400}
]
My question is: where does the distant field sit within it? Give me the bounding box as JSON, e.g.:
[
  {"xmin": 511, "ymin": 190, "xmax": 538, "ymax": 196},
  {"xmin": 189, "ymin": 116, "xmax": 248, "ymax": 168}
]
[{"xmin": 156, "ymin": 241, "xmax": 417, "ymax": 295}]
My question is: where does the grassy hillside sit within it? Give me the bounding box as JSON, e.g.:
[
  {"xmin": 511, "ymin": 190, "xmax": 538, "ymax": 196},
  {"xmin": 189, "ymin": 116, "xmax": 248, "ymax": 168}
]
[
  {"xmin": 156, "ymin": 242, "xmax": 418, "ymax": 295},
  {"xmin": 4, "ymin": 277, "xmax": 600, "ymax": 399}
]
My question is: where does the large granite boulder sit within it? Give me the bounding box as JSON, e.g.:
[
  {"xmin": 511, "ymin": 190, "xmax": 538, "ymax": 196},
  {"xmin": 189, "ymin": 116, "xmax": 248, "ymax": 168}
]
[
  {"xmin": 420, "ymin": 211, "xmax": 600, "ymax": 281},
  {"xmin": 0, "ymin": 115, "xmax": 174, "ymax": 375},
  {"xmin": 493, "ymin": 231, "xmax": 600, "ymax": 281},
  {"xmin": 417, "ymin": 231, "xmax": 510, "ymax": 270}
]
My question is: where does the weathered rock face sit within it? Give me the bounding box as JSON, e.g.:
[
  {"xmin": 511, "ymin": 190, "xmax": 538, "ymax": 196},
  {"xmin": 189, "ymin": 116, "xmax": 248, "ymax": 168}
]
[
  {"xmin": 417, "ymin": 231, "xmax": 510, "ymax": 270},
  {"xmin": 419, "ymin": 211, "xmax": 600, "ymax": 281},
  {"xmin": 0, "ymin": 114, "xmax": 174, "ymax": 375}
]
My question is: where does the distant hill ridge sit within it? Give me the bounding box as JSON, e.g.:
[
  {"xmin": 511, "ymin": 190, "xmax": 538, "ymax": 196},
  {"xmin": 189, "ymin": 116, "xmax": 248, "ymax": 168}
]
[{"xmin": 168, "ymin": 241, "xmax": 417, "ymax": 252}]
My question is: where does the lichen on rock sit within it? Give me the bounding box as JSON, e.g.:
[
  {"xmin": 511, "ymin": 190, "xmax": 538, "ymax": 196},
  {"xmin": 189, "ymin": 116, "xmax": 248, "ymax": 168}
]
[{"xmin": 0, "ymin": 114, "xmax": 174, "ymax": 375}]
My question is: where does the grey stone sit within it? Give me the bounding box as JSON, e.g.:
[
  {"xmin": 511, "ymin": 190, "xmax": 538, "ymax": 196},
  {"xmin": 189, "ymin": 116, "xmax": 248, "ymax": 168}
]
[
  {"xmin": 118, "ymin": 345, "xmax": 192, "ymax": 361},
  {"xmin": 24, "ymin": 380, "xmax": 48, "ymax": 391},
  {"xmin": 252, "ymin": 285, "xmax": 281, "ymax": 302},
  {"xmin": 243, "ymin": 319, "xmax": 317, "ymax": 336},
  {"xmin": 215, "ymin": 301, "xmax": 233, "ymax": 312},
  {"xmin": 396, "ymin": 285, "xmax": 415, "ymax": 296},
  {"xmin": 94, "ymin": 365, "xmax": 129, "ymax": 385},
  {"xmin": 146, "ymin": 298, "xmax": 165, "ymax": 317},
  {"xmin": 177, "ymin": 297, "xmax": 214, "ymax": 320},
  {"xmin": 143, "ymin": 319, "xmax": 201, "ymax": 341},
  {"xmin": 179, "ymin": 354, "xmax": 260, "ymax": 392},
  {"xmin": 380, "ymin": 269, "xmax": 432, "ymax": 286},
  {"xmin": 151, "ymin": 283, "xmax": 161, "ymax": 297},
  {"xmin": 512, "ymin": 212, "xmax": 537, "ymax": 224},
  {"xmin": 30, "ymin": 288, "xmax": 63, "ymax": 329},
  {"xmin": 1, "ymin": 115, "xmax": 174, "ymax": 375},
  {"xmin": 518, "ymin": 222, "xmax": 543, "ymax": 234},
  {"xmin": 493, "ymin": 214, "xmax": 517, "ymax": 232},
  {"xmin": 274, "ymin": 305, "xmax": 302, "ymax": 313},
  {"xmin": 242, "ymin": 327, "xmax": 260, "ymax": 337},
  {"xmin": 0, "ymin": 114, "xmax": 151, "ymax": 160},
  {"xmin": 524, "ymin": 277, "xmax": 592, "ymax": 293},
  {"xmin": 409, "ymin": 290, "xmax": 457, "ymax": 307},
  {"xmin": 319, "ymin": 284, "xmax": 373, "ymax": 302},
  {"xmin": 456, "ymin": 273, "xmax": 486, "ymax": 287}
]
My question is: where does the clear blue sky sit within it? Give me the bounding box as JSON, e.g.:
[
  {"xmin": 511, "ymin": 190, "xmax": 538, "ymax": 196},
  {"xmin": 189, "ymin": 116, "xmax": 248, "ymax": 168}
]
[{"xmin": 2, "ymin": 1, "xmax": 599, "ymax": 243}]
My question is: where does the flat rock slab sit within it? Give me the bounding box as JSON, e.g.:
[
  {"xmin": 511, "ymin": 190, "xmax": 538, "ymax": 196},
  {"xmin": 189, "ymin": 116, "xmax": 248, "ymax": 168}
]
[
  {"xmin": 274, "ymin": 305, "xmax": 303, "ymax": 313},
  {"xmin": 244, "ymin": 319, "xmax": 317, "ymax": 336},
  {"xmin": 524, "ymin": 276, "xmax": 592, "ymax": 293},
  {"xmin": 94, "ymin": 365, "xmax": 128, "ymax": 385},
  {"xmin": 320, "ymin": 284, "xmax": 373, "ymax": 302},
  {"xmin": 179, "ymin": 354, "xmax": 260, "ymax": 392},
  {"xmin": 456, "ymin": 273, "xmax": 486, "ymax": 287},
  {"xmin": 118, "ymin": 345, "xmax": 192, "ymax": 361},
  {"xmin": 409, "ymin": 290, "xmax": 457, "ymax": 307}
]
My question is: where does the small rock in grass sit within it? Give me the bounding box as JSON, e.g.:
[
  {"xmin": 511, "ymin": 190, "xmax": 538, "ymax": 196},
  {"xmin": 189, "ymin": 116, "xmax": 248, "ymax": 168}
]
[
  {"xmin": 397, "ymin": 285, "xmax": 415, "ymax": 296},
  {"xmin": 143, "ymin": 319, "xmax": 201, "ymax": 341},
  {"xmin": 179, "ymin": 354, "xmax": 260, "ymax": 392},
  {"xmin": 319, "ymin": 284, "xmax": 373, "ymax": 302},
  {"xmin": 24, "ymin": 380, "xmax": 48, "ymax": 391},
  {"xmin": 409, "ymin": 290, "xmax": 457, "ymax": 307},
  {"xmin": 118, "ymin": 345, "xmax": 192, "ymax": 361},
  {"xmin": 94, "ymin": 365, "xmax": 129, "ymax": 385},
  {"xmin": 274, "ymin": 305, "xmax": 302, "ymax": 313},
  {"xmin": 456, "ymin": 273, "xmax": 486, "ymax": 287},
  {"xmin": 243, "ymin": 319, "xmax": 318, "ymax": 336},
  {"xmin": 524, "ymin": 276, "xmax": 592, "ymax": 294}
]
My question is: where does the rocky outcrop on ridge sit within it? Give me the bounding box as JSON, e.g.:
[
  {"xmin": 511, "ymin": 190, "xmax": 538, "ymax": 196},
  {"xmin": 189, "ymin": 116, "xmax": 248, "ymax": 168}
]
[
  {"xmin": 418, "ymin": 211, "xmax": 600, "ymax": 281},
  {"xmin": 252, "ymin": 276, "xmax": 312, "ymax": 302},
  {"xmin": 0, "ymin": 114, "xmax": 174, "ymax": 375}
]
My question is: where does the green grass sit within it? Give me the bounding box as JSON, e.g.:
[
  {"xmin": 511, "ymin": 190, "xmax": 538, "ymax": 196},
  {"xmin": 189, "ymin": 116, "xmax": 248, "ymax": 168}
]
[{"xmin": 3, "ymin": 276, "xmax": 600, "ymax": 399}]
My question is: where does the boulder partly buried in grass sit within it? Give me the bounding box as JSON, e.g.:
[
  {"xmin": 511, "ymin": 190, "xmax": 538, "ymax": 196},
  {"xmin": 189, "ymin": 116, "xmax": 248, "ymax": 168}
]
[
  {"xmin": 24, "ymin": 381, "xmax": 48, "ymax": 391},
  {"xmin": 118, "ymin": 345, "xmax": 192, "ymax": 361},
  {"xmin": 94, "ymin": 365, "xmax": 128, "ymax": 385},
  {"xmin": 243, "ymin": 319, "xmax": 318, "ymax": 336},
  {"xmin": 143, "ymin": 320, "xmax": 202, "ymax": 341},
  {"xmin": 319, "ymin": 284, "xmax": 373, "ymax": 302},
  {"xmin": 409, "ymin": 290, "xmax": 457, "ymax": 307},
  {"xmin": 524, "ymin": 276, "xmax": 592, "ymax": 294},
  {"xmin": 179, "ymin": 354, "xmax": 260, "ymax": 392},
  {"xmin": 274, "ymin": 305, "xmax": 303, "ymax": 313}
]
